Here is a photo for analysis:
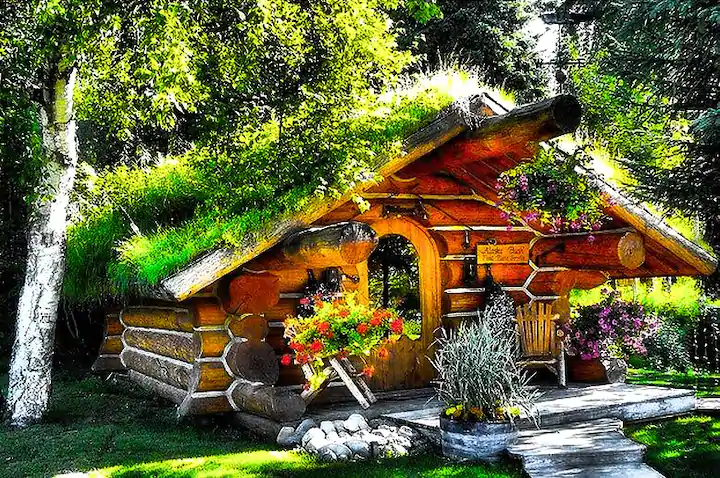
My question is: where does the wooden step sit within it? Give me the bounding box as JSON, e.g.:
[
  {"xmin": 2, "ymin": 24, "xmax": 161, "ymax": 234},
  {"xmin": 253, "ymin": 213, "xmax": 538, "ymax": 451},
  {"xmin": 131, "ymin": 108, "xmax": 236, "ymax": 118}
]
[
  {"xmin": 508, "ymin": 419, "xmax": 648, "ymax": 475},
  {"xmin": 529, "ymin": 463, "xmax": 664, "ymax": 478}
]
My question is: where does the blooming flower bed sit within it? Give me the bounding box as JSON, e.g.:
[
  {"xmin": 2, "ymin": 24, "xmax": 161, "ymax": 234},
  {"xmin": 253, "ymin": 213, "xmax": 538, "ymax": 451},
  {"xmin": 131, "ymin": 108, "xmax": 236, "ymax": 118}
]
[
  {"xmin": 561, "ymin": 290, "xmax": 659, "ymax": 360},
  {"xmin": 283, "ymin": 293, "xmax": 419, "ymax": 387}
]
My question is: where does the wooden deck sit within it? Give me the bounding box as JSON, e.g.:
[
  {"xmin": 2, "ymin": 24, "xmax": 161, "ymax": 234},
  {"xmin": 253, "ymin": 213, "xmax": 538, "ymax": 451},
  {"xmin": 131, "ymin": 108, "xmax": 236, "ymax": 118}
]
[{"xmin": 299, "ymin": 383, "xmax": 695, "ymax": 433}]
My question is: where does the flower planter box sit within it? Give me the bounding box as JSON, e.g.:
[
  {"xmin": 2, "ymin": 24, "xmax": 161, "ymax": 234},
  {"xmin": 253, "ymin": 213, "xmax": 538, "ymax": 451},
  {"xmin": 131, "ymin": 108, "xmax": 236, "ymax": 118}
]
[
  {"xmin": 567, "ymin": 356, "xmax": 627, "ymax": 383},
  {"xmin": 439, "ymin": 416, "xmax": 518, "ymax": 462}
]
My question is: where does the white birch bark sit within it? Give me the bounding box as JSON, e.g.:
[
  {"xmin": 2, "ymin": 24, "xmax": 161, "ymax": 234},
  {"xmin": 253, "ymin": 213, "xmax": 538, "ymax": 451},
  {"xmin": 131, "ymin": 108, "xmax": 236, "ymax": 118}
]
[{"xmin": 7, "ymin": 67, "xmax": 78, "ymax": 428}]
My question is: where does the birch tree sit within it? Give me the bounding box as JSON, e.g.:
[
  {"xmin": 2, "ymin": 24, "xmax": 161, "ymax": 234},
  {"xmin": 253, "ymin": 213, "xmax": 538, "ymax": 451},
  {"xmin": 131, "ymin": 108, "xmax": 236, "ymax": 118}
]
[{"xmin": 1, "ymin": 0, "xmax": 205, "ymax": 428}]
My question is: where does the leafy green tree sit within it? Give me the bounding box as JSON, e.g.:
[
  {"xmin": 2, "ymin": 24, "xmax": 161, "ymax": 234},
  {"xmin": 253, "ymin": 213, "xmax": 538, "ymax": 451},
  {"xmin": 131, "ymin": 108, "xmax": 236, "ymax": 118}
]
[
  {"xmin": 391, "ymin": 0, "xmax": 547, "ymax": 99},
  {"xmin": 553, "ymin": 1, "xmax": 720, "ymax": 287},
  {"xmin": 1, "ymin": 0, "xmax": 439, "ymax": 426}
]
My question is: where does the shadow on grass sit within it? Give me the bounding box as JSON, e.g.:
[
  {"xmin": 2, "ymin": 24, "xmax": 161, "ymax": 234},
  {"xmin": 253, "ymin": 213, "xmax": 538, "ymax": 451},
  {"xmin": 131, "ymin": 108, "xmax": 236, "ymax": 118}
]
[
  {"xmin": 1, "ymin": 372, "xmax": 521, "ymax": 478},
  {"xmin": 626, "ymin": 414, "xmax": 720, "ymax": 478}
]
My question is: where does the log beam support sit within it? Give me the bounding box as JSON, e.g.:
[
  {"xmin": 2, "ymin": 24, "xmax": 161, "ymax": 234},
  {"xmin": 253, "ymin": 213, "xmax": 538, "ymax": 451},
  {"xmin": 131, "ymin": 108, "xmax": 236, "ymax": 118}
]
[{"xmin": 531, "ymin": 232, "xmax": 646, "ymax": 270}]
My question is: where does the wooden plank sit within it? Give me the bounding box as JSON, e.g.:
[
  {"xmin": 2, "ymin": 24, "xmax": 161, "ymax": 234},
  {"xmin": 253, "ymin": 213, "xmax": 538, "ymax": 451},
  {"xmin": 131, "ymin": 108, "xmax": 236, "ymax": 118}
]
[
  {"xmin": 190, "ymin": 297, "xmax": 227, "ymax": 327},
  {"xmin": 105, "ymin": 313, "xmax": 123, "ymax": 336},
  {"xmin": 121, "ymin": 347, "xmax": 193, "ymax": 390},
  {"xmin": 123, "ymin": 327, "xmax": 195, "ymax": 363},
  {"xmin": 121, "ymin": 306, "xmax": 193, "ymax": 332},
  {"xmin": 100, "ymin": 335, "xmax": 123, "ymax": 355},
  {"xmin": 193, "ymin": 329, "xmax": 230, "ymax": 358},
  {"xmin": 477, "ymin": 243, "xmax": 530, "ymax": 264},
  {"xmin": 128, "ymin": 370, "xmax": 187, "ymax": 405},
  {"xmin": 329, "ymin": 358, "xmax": 370, "ymax": 409},
  {"xmin": 189, "ymin": 360, "xmax": 234, "ymax": 392}
]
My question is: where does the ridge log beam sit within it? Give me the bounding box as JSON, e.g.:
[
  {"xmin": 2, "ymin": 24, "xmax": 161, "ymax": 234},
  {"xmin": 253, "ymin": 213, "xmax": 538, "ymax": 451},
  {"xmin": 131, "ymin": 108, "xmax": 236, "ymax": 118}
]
[{"xmin": 531, "ymin": 232, "xmax": 646, "ymax": 270}]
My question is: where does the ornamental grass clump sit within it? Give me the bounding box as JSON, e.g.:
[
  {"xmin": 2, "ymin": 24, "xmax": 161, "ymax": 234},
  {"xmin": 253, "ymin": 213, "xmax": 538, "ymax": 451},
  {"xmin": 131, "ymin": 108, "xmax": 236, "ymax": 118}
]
[
  {"xmin": 283, "ymin": 293, "xmax": 419, "ymax": 388},
  {"xmin": 561, "ymin": 289, "xmax": 659, "ymax": 361},
  {"xmin": 431, "ymin": 294, "xmax": 537, "ymax": 423}
]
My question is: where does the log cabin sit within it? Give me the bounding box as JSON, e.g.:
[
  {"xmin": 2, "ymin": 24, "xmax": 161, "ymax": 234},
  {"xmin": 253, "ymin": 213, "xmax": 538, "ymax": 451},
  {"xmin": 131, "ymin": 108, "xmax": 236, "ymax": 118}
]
[{"xmin": 93, "ymin": 93, "xmax": 717, "ymax": 424}]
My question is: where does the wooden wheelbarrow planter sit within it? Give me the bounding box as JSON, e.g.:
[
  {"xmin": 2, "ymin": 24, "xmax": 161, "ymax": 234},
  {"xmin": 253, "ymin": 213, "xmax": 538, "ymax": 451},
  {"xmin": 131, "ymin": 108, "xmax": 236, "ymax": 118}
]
[{"xmin": 301, "ymin": 357, "xmax": 377, "ymax": 409}]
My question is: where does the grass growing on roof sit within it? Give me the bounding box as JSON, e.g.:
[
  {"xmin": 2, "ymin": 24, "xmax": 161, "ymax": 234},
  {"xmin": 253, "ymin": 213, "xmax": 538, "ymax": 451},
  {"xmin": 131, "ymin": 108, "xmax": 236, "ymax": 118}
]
[
  {"xmin": 0, "ymin": 371, "xmax": 522, "ymax": 478},
  {"xmin": 66, "ymin": 70, "xmax": 485, "ymax": 301}
]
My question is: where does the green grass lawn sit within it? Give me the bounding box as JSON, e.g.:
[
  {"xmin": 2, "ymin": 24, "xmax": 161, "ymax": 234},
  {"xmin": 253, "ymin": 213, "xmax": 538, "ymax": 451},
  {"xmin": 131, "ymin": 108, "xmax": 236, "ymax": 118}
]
[
  {"xmin": 626, "ymin": 415, "xmax": 720, "ymax": 478},
  {"xmin": 627, "ymin": 368, "xmax": 720, "ymax": 397},
  {"xmin": 0, "ymin": 371, "xmax": 521, "ymax": 478}
]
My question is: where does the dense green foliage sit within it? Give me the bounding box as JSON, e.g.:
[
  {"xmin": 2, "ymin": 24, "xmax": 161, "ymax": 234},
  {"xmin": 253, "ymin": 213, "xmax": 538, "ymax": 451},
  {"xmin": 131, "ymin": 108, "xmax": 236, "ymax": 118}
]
[
  {"xmin": 627, "ymin": 414, "xmax": 720, "ymax": 478},
  {"xmin": 555, "ymin": 0, "xmax": 720, "ymax": 289},
  {"xmin": 0, "ymin": 371, "xmax": 522, "ymax": 478},
  {"xmin": 391, "ymin": 0, "xmax": 547, "ymax": 100},
  {"xmin": 571, "ymin": 278, "xmax": 720, "ymax": 372},
  {"xmin": 66, "ymin": 75, "xmax": 468, "ymax": 301}
]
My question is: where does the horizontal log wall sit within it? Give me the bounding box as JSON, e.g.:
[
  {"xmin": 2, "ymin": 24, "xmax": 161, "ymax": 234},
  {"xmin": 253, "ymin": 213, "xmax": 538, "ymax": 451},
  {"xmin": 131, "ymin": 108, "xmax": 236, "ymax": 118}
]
[{"xmin": 92, "ymin": 311, "xmax": 126, "ymax": 373}]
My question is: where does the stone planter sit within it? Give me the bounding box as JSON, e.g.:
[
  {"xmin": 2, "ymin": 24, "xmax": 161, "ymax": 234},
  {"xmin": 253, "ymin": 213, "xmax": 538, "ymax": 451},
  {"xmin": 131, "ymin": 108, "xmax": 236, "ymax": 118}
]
[
  {"xmin": 439, "ymin": 416, "xmax": 518, "ymax": 462},
  {"xmin": 567, "ymin": 356, "xmax": 627, "ymax": 383}
]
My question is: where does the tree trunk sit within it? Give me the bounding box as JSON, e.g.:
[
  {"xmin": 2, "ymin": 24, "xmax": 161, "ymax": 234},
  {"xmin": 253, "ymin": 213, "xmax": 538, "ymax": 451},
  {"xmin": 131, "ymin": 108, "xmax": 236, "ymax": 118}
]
[{"xmin": 6, "ymin": 66, "xmax": 78, "ymax": 428}]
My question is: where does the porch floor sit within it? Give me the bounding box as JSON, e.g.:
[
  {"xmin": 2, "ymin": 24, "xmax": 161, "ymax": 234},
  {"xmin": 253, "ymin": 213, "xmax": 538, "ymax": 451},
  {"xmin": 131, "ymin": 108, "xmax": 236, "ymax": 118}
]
[{"xmin": 302, "ymin": 383, "xmax": 696, "ymax": 433}]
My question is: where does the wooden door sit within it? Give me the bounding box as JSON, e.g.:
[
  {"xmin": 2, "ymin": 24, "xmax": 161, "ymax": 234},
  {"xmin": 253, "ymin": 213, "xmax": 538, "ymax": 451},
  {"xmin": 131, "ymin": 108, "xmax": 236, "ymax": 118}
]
[{"xmin": 356, "ymin": 217, "xmax": 442, "ymax": 391}]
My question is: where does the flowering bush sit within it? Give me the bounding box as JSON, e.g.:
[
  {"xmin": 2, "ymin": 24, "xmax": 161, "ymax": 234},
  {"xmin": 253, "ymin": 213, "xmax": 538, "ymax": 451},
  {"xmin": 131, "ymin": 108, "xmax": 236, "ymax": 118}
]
[
  {"xmin": 283, "ymin": 293, "xmax": 419, "ymax": 387},
  {"xmin": 495, "ymin": 147, "xmax": 610, "ymax": 234},
  {"xmin": 561, "ymin": 290, "xmax": 659, "ymax": 360}
]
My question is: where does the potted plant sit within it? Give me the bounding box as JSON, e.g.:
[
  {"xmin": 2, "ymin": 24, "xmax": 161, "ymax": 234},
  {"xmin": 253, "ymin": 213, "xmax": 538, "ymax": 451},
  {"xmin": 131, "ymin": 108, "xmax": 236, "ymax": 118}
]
[
  {"xmin": 430, "ymin": 293, "xmax": 537, "ymax": 462},
  {"xmin": 560, "ymin": 289, "xmax": 658, "ymax": 383}
]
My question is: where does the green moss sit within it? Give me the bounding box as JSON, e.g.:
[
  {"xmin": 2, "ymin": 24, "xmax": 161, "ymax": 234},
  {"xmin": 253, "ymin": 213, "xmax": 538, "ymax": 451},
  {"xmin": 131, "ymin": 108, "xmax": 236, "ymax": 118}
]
[{"xmin": 66, "ymin": 71, "xmax": 484, "ymax": 301}]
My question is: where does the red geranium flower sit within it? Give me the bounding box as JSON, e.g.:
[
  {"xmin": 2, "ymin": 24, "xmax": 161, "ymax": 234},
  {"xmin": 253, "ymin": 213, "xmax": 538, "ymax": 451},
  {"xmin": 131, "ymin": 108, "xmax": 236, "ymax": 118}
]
[
  {"xmin": 357, "ymin": 323, "xmax": 369, "ymax": 335},
  {"xmin": 362, "ymin": 365, "xmax": 375, "ymax": 378},
  {"xmin": 369, "ymin": 316, "xmax": 382, "ymax": 327},
  {"xmin": 317, "ymin": 321, "xmax": 331, "ymax": 335},
  {"xmin": 377, "ymin": 347, "xmax": 390, "ymax": 360},
  {"xmin": 299, "ymin": 298, "xmax": 310, "ymax": 305},
  {"xmin": 310, "ymin": 340, "xmax": 324, "ymax": 354},
  {"xmin": 339, "ymin": 309, "xmax": 350, "ymax": 318},
  {"xmin": 390, "ymin": 318, "xmax": 404, "ymax": 334},
  {"xmin": 296, "ymin": 354, "xmax": 309, "ymax": 364},
  {"xmin": 289, "ymin": 341, "xmax": 305, "ymax": 353},
  {"xmin": 280, "ymin": 354, "xmax": 292, "ymax": 366}
]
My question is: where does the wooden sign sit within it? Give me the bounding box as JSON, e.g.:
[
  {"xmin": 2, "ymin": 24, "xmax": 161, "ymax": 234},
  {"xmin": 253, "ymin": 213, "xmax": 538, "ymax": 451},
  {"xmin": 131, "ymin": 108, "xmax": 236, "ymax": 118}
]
[{"xmin": 477, "ymin": 243, "xmax": 529, "ymax": 265}]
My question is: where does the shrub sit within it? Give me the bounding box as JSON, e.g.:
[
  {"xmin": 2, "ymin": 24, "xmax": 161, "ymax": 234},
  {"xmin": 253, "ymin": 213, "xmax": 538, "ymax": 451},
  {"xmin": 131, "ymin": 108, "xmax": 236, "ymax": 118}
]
[
  {"xmin": 644, "ymin": 319, "xmax": 693, "ymax": 372},
  {"xmin": 562, "ymin": 289, "xmax": 658, "ymax": 360},
  {"xmin": 430, "ymin": 292, "xmax": 536, "ymax": 423}
]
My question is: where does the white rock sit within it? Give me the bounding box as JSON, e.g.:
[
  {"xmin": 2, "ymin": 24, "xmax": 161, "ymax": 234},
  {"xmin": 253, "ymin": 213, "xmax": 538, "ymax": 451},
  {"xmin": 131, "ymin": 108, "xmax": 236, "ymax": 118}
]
[
  {"xmin": 292, "ymin": 418, "xmax": 317, "ymax": 442},
  {"xmin": 364, "ymin": 434, "xmax": 388, "ymax": 445},
  {"xmin": 374, "ymin": 428, "xmax": 392, "ymax": 438},
  {"xmin": 378, "ymin": 424, "xmax": 397, "ymax": 432},
  {"xmin": 333, "ymin": 420, "xmax": 347, "ymax": 434},
  {"xmin": 326, "ymin": 431, "xmax": 340, "ymax": 442},
  {"xmin": 276, "ymin": 426, "xmax": 296, "ymax": 447},
  {"xmin": 344, "ymin": 413, "xmax": 368, "ymax": 432},
  {"xmin": 386, "ymin": 443, "xmax": 409, "ymax": 457},
  {"xmin": 388, "ymin": 435, "xmax": 412, "ymax": 449},
  {"xmin": 320, "ymin": 420, "xmax": 336, "ymax": 435},
  {"xmin": 307, "ymin": 436, "xmax": 331, "ymax": 454},
  {"xmin": 398, "ymin": 425, "xmax": 416, "ymax": 438},
  {"xmin": 318, "ymin": 443, "xmax": 353, "ymax": 462},
  {"xmin": 301, "ymin": 427, "xmax": 325, "ymax": 448},
  {"xmin": 345, "ymin": 439, "xmax": 372, "ymax": 459}
]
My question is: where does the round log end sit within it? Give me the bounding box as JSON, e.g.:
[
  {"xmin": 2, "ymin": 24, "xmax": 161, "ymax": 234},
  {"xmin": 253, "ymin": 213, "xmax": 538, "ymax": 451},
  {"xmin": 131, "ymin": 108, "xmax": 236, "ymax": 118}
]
[
  {"xmin": 551, "ymin": 95, "xmax": 582, "ymax": 134},
  {"xmin": 618, "ymin": 232, "xmax": 646, "ymax": 270},
  {"xmin": 226, "ymin": 340, "xmax": 279, "ymax": 384}
]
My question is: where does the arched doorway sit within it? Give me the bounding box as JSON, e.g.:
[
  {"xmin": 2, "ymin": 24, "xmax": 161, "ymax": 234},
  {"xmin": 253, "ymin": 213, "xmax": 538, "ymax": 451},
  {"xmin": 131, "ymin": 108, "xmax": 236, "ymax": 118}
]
[{"xmin": 358, "ymin": 217, "xmax": 442, "ymax": 391}]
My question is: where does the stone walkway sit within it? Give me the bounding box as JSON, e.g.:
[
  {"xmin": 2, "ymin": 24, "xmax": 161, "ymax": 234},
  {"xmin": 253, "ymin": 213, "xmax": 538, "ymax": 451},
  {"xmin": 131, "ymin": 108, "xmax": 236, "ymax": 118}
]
[
  {"xmin": 696, "ymin": 397, "xmax": 720, "ymax": 413},
  {"xmin": 382, "ymin": 384, "xmax": 696, "ymax": 477},
  {"xmin": 507, "ymin": 419, "xmax": 664, "ymax": 477}
]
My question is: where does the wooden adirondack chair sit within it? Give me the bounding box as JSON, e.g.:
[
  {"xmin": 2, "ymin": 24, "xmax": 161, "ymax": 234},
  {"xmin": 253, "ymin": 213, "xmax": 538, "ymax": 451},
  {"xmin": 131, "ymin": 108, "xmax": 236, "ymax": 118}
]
[{"xmin": 515, "ymin": 302, "xmax": 567, "ymax": 388}]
